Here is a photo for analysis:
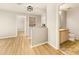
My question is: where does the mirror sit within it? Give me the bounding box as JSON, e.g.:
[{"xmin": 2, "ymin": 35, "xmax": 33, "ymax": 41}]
[
  {"xmin": 29, "ymin": 16, "xmax": 36, "ymax": 27},
  {"xmin": 59, "ymin": 10, "xmax": 67, "ymax": 29}
]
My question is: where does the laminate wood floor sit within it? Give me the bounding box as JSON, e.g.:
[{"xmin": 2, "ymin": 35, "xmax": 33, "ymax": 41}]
[
  {"xmin": 60, "ymin": 40, "xmax": 79, "ymax": 55},
  {"xmin": 0, "ymin": 32, "xmax": 63, "ymax": 55}
]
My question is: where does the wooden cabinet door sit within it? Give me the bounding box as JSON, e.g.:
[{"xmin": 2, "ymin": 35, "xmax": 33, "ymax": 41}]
[{"xmin": 60, "ymin": 30, "xmax": 69, "ymax": 44}]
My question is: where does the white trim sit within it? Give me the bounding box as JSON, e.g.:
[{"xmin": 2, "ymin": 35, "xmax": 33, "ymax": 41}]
[
  {"xmin": 31, "ymin": 41, "xmax": 59, "ymax": 49},
  {"xmin": 56, "ymin": 4, "xmax": 60, "ymax": 49},
  {"xmin": 58, "ymin": 50, "xmax": 68, "ymax": 55},
  {"xmin": 48, "ymin": 42, "xmax": 68, "ymax": 55},
  {"xmin": 30, "ymin": 41, "xmax": 68, "ymax": 55},
  {"xmin": 48, "ymin": 42, "xmax": 59, "ymax": 50},
  {"xmin": 31, "ymin": 42, "xmax": 48, "ymax": 48},
  {"xmin": 0, "ymin": 35, "xmax": 17, "ymax": 39}
]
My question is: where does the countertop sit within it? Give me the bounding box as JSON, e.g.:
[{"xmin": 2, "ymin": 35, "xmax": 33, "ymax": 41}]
[{"xmin": 59, "ymin": 29, "xmax": 68, "ymax": 31}]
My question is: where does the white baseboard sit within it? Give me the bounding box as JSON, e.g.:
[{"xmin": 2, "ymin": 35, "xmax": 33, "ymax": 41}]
[
  {"xmin": 31, "ymin": 42, "xmax": 48, "ymax": 48},
  {"xmin": 0, "ymin": 35, "xmax": 17, "ymax": 39},
  {"xmin": 31, "ymin": 42, "xmax": 58, "ymax": 50},
  {"xmin": 47, "ymin": 42, "xmax": 68, "ymax": 55},
  {"xmin": 30, "ymin": 41, "xmax": 68, "ymax": 55},
  {"xmin": 58, "ymin": 50, "xmax": 68, "ymax": 55},
  {"xmin": 48, "ymin": 42, "xmax": 59, "ymax": 50}
]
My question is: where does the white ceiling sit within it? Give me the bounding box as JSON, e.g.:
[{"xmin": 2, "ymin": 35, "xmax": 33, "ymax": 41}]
[
  {"xmin": 0, "ymin": 3, "xmax": 47, "ymax": 15},
  {"xmin": 60, "ymin": 3, "xmax": 79, "ymax": 11}
]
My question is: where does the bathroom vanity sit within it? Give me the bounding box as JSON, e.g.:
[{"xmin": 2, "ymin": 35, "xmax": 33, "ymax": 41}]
[{"xmin": 59, "ymin": 10, "xmax": 69, "ymax": 44}]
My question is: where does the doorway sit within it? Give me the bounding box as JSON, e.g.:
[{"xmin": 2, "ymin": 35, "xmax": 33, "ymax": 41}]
[
  {"xmin": 16, "ymin": 15, "xmax": 26, "ymax": 36},
  {"xmin": 59, "ymin": 3, "xmax": 79, "ymax": 55}
]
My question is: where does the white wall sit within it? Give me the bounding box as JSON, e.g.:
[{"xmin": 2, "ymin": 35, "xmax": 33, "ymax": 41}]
[
  {"xmin": 0, "ymin": 11, "xmax": 16, "ymax": 39},
  {"xmin": 16, "ymin": 15, "xmax": 26, "ymax": 31},
  {"xmin": 47, "ymin": 4, "xmax": 59, "ymax": 49},
  {"xmin": 67, "ymin": 7, "xmax": 79, "ymax": 40},
  {"xmin": 31, "ymin": 27, "xmax": 48, "ymax": 46},
  {"xmin": 25, "ymin": 15, "xmax": 29, "ymax": 36},
  {"xmin": 35, "ymin": 15, "xmax": 41, "ymax": 27},
  {"xmin": 41, "ymin": 13, "xmax": 47, "ymax": 26}
]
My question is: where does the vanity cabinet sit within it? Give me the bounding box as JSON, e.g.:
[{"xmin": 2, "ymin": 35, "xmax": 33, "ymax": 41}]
[{"xmin": 60, "ymin": 30, "xmax": 69, "ymax": 44}]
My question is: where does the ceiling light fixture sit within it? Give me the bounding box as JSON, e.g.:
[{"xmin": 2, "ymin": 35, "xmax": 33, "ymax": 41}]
[{"xmin": 27, "ymin": 5, "xmax": 33, "ymax": 12}]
